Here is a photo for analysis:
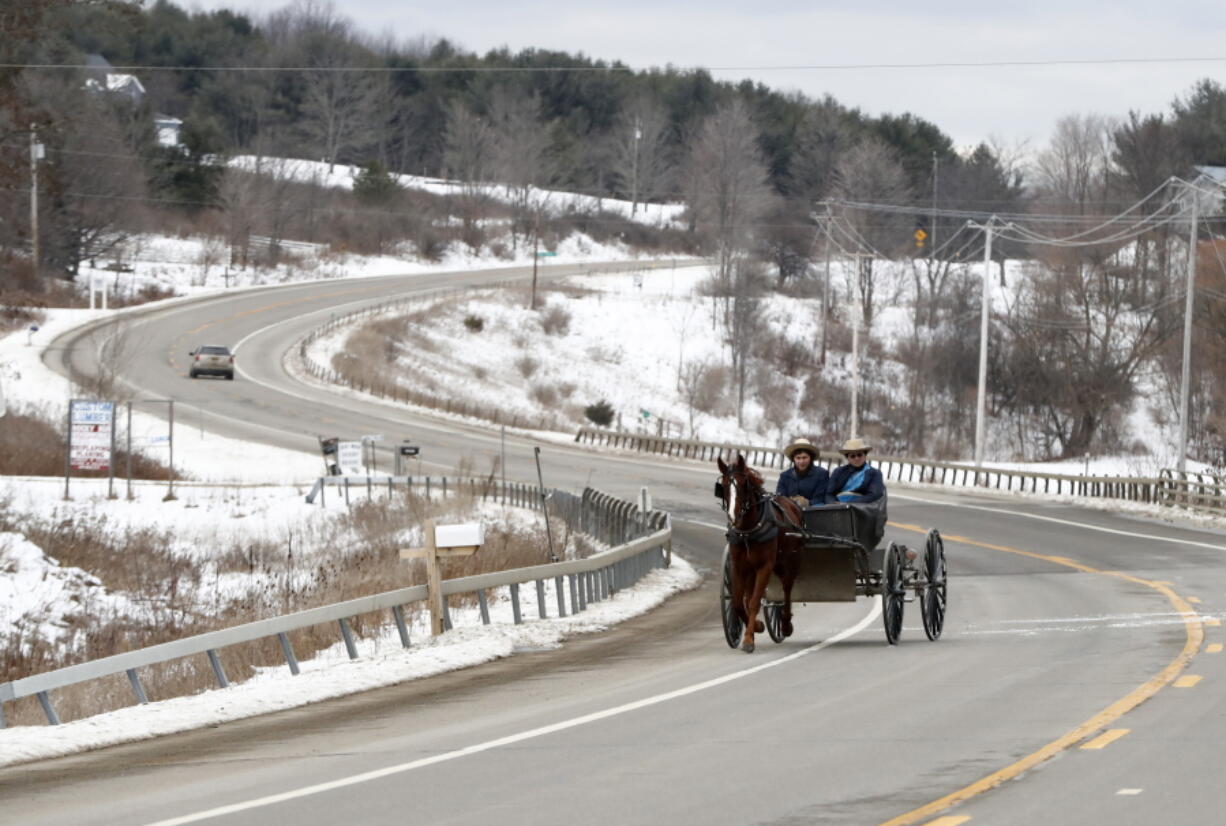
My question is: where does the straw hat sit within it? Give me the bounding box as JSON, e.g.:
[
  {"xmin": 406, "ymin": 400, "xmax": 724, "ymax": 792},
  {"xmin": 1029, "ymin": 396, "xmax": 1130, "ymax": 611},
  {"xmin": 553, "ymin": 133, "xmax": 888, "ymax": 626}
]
[
  {"xmin": 839, "ymin": 437, "xmax": 871, "ymax": 455},
  {"xmin": 784, "ymin": 437, "xmax": 819, "ymax": 461}
]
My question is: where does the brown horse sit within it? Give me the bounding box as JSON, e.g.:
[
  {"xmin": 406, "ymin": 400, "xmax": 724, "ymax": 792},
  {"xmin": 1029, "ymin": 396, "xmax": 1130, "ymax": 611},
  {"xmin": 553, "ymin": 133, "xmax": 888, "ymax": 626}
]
[{"xmin": 717, "ymin": 454, "xmax": 804, "ymax": 652}]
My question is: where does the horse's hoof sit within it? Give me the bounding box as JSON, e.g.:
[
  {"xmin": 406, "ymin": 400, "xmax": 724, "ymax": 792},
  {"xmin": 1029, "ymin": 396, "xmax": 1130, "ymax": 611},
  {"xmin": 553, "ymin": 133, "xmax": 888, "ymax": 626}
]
[
  {"xmin": 754, "ymin": 620, "xmax": 765, "ymax": 633},
  {"xmin": 741, "ymin": 640, "xmax": 755, "ymax": 653}
]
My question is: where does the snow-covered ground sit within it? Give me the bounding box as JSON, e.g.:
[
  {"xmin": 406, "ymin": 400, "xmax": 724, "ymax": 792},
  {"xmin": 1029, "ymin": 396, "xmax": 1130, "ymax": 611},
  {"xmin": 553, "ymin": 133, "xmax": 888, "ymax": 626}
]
[{"xmin": 229, "ymin": 155, "xmax": 687, "ymax": 228}]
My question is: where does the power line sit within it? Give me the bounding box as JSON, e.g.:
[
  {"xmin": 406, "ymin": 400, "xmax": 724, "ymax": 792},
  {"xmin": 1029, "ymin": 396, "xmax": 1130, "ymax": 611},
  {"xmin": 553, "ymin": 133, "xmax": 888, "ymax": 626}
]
[{"xmin": 7, "ymin": 56, "xmax": 1226, "ymax": 73}]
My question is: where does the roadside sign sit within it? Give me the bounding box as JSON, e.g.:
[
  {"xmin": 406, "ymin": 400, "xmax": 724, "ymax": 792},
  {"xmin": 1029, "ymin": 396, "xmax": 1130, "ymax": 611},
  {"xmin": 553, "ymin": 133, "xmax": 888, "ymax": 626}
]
[
  {"xmin": 399, "ymin": 445, "xmax": 420, "ymax": 456},
  {"xmin": 337, "ymin": 440, "xmax": 362, "ymax": 471},
  {"xmin": 362, "ymin": 434, "xmax": 384, "ymax": 442},
  {"xmin": 70, "ymin": 401, "xmax": 114, "ymax": 471},
  {"xmin": 536, "ymin": 251, "xmax": 557, "ymax": 258}
]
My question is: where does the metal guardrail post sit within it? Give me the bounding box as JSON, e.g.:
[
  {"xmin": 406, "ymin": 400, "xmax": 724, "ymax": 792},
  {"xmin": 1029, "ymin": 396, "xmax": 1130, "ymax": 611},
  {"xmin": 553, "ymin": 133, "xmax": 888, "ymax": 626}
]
[
  {"xmin": 510, "ymin": 584, "xmax": 522, "ymax": 624},
  {"xmin": 478, "ymin": 590, "xmax": 491, "ymax": 625},
  {"xmin": 278, "ymin": 633, "xmax": 300, "ymax": 675},
  {"xmin": 37, "ymin": 691, "xmax": 60, "ymax": 725},
  {"xmin": 392, "ymin": 605, "xmax": 411, "ymax": 648},
  {"xmin": 126, "ymin": 668, "xmax": 149, "ymax": 704},
  {"xmin": 555, "ymin": 575, "xmax": 567, "ymax": 617},
  {"xmin": 207, "ymin": 649, "xmax": 229, "ymax": 688},
  {"xmin": 535, "ymin": 580, "xmax": 547, "ymax": 619},
  {"xmin": 338, "ymin": 618, "xmax": 359, "ymax": 660},
  {"xmin": 442, "ymin": 596, "xmax": 453, "ymax": 631}
]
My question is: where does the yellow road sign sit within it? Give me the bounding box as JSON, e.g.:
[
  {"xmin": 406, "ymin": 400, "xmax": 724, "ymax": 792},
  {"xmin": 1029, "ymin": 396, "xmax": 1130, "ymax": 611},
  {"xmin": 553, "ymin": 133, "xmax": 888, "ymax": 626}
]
[{"xmin": 914, "ymin": 228, "xmax": 928, "ymax": 241}]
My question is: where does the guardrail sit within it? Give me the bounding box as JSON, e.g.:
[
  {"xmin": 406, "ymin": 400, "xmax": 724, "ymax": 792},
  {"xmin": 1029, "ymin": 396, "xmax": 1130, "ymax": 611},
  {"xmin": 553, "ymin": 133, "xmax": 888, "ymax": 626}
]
[
  {"xmin": 0, "ymin": 484, "xmax": 671, "ymax": 728},
  {"xmin": 573, "ymin": 426, "xmax": 1165, "ymax": 504},
  {"xmin": 1158, "ymin": 468, "xmax": 1226, "ymax": 515}
]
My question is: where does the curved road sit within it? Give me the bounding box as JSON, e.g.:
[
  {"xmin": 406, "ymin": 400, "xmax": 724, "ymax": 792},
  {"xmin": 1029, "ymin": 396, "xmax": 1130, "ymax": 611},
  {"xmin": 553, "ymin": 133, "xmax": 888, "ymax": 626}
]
[{"xmin": 6, "ymin": 264, "xmax": 1226, "ymax": 825}]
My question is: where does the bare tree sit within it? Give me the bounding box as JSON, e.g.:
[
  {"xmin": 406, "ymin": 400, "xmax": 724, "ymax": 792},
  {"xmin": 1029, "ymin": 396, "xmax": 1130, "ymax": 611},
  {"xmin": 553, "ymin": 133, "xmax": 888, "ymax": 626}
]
[
  {"xmin": 28, "ymin": 74, "xmax": 145, "ymax": 276},
  {"xmin": 1031, "ymin": 113, "xmax": 1116, "ymax": 215},
  {"xmin": 998, "ymin": 247, "xmax": 1180, "ymax": 458},
  {"xmin": 610, "ymin": 95, "xmax": 673, "ymax": 215},
  {"xmin": 270, "ymin": 0, "xmax": 380, "ymax": 171},
  {"xmin": 488, "ymin": 88, "xmax": 553, "ymax": 251},
  {"xmin": 684, "ymin": 99, "xmax": 774, "ymax": 314},
  {"xmin": 832, "ymin": 137, "xmax": 911, "ymax": 329},
  {"xmin": 442, "ymin": 99, "xmax": 495, "ymax": 234}
]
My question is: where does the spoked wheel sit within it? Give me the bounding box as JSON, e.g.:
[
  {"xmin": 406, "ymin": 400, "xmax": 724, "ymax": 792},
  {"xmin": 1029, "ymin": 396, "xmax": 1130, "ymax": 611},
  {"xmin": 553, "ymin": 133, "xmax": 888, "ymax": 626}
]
[
  {"xmin": 882, "ymin": 542, "xmax": 905, "ymax": 645},
  {"xmin": 720, "ymin": 546, "xmax": 744, "ymax": 649},
  {"xmin": 921, "ymin": 529, "xmax": 947, "ymax": 641},
  {"xmin": 764, "ymin": 603, "xmax": 787, "ymax": 643}
]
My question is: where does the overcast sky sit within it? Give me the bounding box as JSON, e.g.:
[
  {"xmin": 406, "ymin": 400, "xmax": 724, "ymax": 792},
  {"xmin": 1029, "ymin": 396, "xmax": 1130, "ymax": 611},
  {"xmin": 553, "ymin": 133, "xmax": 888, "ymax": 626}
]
[{"xmin": 188, "ymin": 1, "xmax": 1226, "ymax": 151}]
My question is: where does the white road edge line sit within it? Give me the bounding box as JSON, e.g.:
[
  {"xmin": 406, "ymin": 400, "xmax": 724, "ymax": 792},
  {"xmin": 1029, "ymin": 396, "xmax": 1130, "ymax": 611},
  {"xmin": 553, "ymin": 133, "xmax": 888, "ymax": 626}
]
[
  {"xmin": 892, "ymin": 492, "xmax": 1226, "ymax": 552},
  {"xmin": 146, "ymin": 606, "xmax": 882, "ymax": 825}
]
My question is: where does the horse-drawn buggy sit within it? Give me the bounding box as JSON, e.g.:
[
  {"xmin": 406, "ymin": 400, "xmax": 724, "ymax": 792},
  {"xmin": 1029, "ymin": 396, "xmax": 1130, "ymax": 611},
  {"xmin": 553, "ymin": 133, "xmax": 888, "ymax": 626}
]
[{"xmin": 716, "ymin": 455, "xmax": 947, "ymax": 652}]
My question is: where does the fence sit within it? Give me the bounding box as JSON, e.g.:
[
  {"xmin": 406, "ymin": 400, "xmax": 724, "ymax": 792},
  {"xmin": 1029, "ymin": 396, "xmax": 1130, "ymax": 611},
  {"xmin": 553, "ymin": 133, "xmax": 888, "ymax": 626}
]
[
  {"xmin": 0, "ymin": 483, "xmax": 671, "ymax": 728},
  {"xmin": 573, "ymin": 426, "xmax": 1169, "ymax": 504},
  {"xmin": 1157, "ymin": 468, "xmax": 1226, "ymax": 515}
]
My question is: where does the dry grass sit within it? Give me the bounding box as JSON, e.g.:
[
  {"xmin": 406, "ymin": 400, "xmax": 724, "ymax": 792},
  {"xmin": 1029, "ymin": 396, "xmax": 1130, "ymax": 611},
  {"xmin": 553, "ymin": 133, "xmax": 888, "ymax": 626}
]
[{"xmin": 0, "ymin": 483, "xmax": 577, "ymax": 726}]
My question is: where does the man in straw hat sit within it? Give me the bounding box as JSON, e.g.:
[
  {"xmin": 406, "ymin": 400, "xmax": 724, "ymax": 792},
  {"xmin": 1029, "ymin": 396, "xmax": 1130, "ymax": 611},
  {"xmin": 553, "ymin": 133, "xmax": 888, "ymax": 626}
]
[
  {"xmin": 776, "ymin": 437, "xmax": 829, "ymax": 507},
  {"xmin": 825, "ymin": 437, "xmax": 885, "ymax": 504}
]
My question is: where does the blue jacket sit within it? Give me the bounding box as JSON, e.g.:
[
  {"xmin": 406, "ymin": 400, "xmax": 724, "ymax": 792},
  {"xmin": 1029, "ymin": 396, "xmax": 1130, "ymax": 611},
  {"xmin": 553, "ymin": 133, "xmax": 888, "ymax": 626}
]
[
  {"xmin": 776, "ymin": 465, "xmax": 829, "ymax": 505},
  {"xmin": 825, "ymin": 463, "xmax": 885, "ymax": 504}
]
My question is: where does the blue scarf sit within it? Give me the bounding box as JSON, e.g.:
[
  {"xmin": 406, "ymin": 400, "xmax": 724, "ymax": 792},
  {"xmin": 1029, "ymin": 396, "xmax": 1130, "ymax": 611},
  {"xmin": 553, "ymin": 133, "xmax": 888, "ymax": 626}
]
[{"xmin": 837, "ymin": 465, "xmax": 869, "ymax": 502}]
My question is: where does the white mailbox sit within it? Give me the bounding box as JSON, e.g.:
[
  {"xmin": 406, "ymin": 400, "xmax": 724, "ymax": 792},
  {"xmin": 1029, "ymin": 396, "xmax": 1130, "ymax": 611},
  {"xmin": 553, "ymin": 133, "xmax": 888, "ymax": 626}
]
[{"xmin": 434, "ymin": 523, "xmax": 484, "ymax": 549}]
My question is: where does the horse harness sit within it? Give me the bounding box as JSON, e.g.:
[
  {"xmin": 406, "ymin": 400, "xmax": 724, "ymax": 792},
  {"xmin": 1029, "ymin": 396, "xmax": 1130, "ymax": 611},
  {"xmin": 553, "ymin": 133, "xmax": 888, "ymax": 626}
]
[{"xmin": 724, "ymin": 489, "xmax": 803, "ymax": 548}]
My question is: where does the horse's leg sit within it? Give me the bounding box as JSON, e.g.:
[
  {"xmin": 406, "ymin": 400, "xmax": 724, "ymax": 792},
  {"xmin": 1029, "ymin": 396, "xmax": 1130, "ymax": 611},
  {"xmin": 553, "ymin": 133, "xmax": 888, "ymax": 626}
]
[
  {"xmin": 730, "ymin": 548, "xmax": 750, "ymax": 628},
  {"xmin": 741, "ymin": 556, "xmax": 773, "ymax": 653},
  {"xmin": 781, "ymin": 574, "xmax": 795, "ymax": 638}
]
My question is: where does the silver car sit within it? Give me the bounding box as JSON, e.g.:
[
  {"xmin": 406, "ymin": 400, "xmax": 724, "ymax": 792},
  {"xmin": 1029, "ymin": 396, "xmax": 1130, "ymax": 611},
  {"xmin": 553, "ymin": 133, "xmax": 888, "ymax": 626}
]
[{"xmin": 188, "ymin": 344, "xmax": 235, "ymax": 380}]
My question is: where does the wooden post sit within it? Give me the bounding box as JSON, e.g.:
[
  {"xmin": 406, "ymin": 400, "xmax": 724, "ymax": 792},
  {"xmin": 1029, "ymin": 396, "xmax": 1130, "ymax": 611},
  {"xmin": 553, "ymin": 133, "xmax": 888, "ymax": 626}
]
[
  {"xmin": 399, "ymin": 520, "xmax": 480, "ymax": 637},
  {"xmin": 423, "ymin": 520, "xmax": 443, "ymax": 635}
]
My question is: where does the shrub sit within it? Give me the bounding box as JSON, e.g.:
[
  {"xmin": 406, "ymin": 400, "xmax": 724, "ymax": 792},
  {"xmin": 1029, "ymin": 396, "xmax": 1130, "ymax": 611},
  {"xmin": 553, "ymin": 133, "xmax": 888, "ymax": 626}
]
[
  {"xmin": 463, "ymin": 314, "xmax": 485, "ymax": 333},
  {"xmin": 530, "ymin": 382, "xmax": 558, "ymax": 407},
  {"xmin": 584, "ymin": 399, "xmax": 615, "ymax": 427},
  {"xmin": 514, "ymin": 355, "xmax": 540, "ymax": 379},
  {"xmin": 538, "ymin": 304, "xmax": 571, "ymax": 336}
]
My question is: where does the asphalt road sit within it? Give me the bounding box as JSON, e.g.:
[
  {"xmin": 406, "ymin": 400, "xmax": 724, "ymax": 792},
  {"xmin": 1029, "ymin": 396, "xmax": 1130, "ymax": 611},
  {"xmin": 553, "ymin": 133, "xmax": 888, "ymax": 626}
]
[{"xmin": 10, "ymin": 264, "xmax": 1226, "ymax": 825}]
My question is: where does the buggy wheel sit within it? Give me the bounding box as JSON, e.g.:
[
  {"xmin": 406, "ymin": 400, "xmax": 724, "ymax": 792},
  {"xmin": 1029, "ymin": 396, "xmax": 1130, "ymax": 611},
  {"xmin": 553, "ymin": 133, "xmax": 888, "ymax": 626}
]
[
  {"xmin": 764, "ymin": 603, "xmax": 786, "ymax": 643},
  {"xmin": 921, "ymin": 529, "xmax": 947, "ymax": 641},
  {"xmin": 882, "ymin": 542, "xmax": 905, "ymax": 645},
  {"xmin": 720, "ymin": 546, "xmax": 744, "ymax": 649}
]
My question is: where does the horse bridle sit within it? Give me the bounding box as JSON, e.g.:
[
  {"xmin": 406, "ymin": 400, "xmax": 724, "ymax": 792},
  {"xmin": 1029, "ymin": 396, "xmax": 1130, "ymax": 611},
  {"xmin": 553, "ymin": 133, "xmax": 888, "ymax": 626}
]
[
  {"xmin": 720, "ymin": 470, "xmax": 775, "ymax": 544},
  {"xmin": 719, "ymin": 469, "xmax": 804, "ymax": 546}
]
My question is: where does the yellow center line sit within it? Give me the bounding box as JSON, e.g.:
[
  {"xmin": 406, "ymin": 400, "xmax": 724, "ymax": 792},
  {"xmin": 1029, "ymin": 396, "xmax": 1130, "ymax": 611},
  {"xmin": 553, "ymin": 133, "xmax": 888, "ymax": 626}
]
[
  {"xmin": 879, "ymin": 523, "xmax": 1204, "ymax": 826},
  {"xmin": 1188, "ymin": 596, "xmax": 1202, "ymax": 604},
  {"xmin": 1080, "ymin": 728, "xmax": 1129, "ymax": 750},
  {"xmin": 1206, "ymin": 618, "xmax": 1221, "ymax": 627},
  {"xmin": 1207, "ymin": 643, "xmax": 1222, "ymax": 653},
  {"xmin": 923, "ymin": 818, "xmax": 972, "ymax": 826},
  {"xmin": 1174, "ymin": 675, "xmax": 1202, "ymax": 688}
]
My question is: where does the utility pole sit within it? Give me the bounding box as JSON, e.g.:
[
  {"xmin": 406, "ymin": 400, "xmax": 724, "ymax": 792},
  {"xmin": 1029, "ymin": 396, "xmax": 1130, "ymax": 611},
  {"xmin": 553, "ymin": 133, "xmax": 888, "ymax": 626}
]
[
  {"xmin": 821, "ymin": 205, "xmax": 833, "ymax": 366},
  {"xmin": 30, "ymin": 125, "xmax": 44, "ymax": 276},
  {"xmin": 849, "ymin": 308, "xmax": 860, "ymax": 439},
  {"xmin": 1177, "ymin": 187, "xmax": 1199, "ymax": 473},
  {"xmin": 930, "ymin": 151, "xmax": 938, "ymax": 266},
  {"xmin": 967, "ymin": 218, "xmax": 996, "ymax": 468},
  {"xmin": 630, "ymin": 116, "xmax": 641, "ymax": 216},
  {"xmin": 529, "ymin": 212, "xmax": 540, "ymax": 310}
]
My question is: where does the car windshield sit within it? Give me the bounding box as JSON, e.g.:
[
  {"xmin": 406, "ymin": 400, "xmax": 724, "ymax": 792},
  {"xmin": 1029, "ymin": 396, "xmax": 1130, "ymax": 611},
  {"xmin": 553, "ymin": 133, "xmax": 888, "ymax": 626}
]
[{"xmin": 199, "ymin": 346, "xmax": 230, "ymax": 355}]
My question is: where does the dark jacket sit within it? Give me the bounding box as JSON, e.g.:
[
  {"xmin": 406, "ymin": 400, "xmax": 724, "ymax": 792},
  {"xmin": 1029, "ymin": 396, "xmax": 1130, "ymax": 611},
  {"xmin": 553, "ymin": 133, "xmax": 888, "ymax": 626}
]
[
  {"xmin": 776, "ymin": 465, "xmax": 829, "ymax": 505},
  {"xmin": 825, "ymin": 463, "xmax": 885, "ymax": 504}
]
